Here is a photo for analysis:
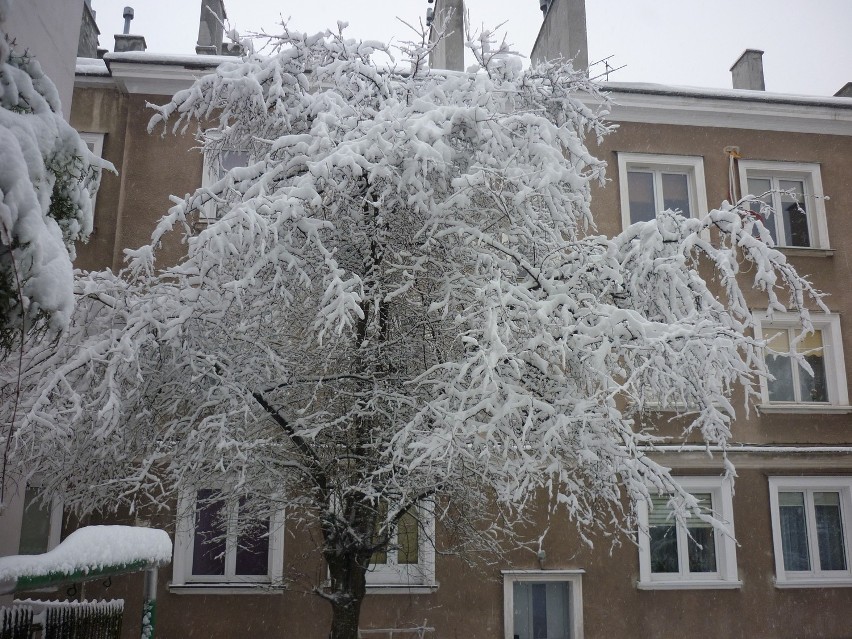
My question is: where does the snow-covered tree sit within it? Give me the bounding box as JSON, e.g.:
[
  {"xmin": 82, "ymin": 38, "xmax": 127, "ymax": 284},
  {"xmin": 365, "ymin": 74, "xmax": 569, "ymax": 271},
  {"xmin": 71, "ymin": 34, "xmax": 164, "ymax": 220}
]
[
  {"xmin": 0, "ymin": 3, "xmax": 108, "ymax": 356},
  {"xmin": 0, "ymin": 24, "xmax": 823, "ymax": 639}
]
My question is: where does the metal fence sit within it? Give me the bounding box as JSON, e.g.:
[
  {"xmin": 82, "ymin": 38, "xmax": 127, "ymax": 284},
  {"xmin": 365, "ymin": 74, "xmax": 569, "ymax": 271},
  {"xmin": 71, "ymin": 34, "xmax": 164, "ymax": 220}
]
[
  {"xmin": 1, "ymin": 600, "xmax": 124, "ymax": 639},
  {"xmin": 1, "ymin": 605, "xmax": 33, "ymax": 639}
]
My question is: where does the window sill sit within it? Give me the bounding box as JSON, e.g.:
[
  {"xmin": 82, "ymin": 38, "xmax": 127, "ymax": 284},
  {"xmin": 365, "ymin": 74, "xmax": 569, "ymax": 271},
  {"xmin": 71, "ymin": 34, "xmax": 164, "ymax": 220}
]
[
  {"xmin": 774, "ymin": 578, "xmax": 852, "ymax": 589},
  {"xmin": 758, "ymin": 404, "xmax": 852, "ymax": 415},
  {"xmin": 168, "ymin": 583, "xmax": 284, "ymax": 595},
  {"xmin": 636, "ymin": 580, "xmax": 742, "ymax": 591},
  {"xmin": 777, "ymin": 246, "xmax": 834, "ymax": 258},
  {"xmin": 365, "ymin": 584, "xmax": 438, "ymax": 595}
]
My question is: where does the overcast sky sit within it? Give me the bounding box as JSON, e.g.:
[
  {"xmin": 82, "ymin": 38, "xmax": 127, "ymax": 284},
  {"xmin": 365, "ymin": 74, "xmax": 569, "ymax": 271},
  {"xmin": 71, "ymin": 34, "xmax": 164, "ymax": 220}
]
[{"xmin": 91, "ymin": 0, "xmax": 852, "ymax": 97}]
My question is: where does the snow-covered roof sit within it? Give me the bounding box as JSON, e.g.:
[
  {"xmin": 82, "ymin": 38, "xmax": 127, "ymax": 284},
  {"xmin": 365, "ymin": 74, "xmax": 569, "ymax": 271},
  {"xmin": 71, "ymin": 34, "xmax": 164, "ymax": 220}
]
[
  {"xmin": 604, "ymin": 81, "xmax": 852, "ymax": 110},
  {"xmin": 76, "ymin": 57, "xmax": 109, "ymax": 76},
  {"xmin": 72, "ymin": 51, "xmax": 852, "ymax": 133},
  {"xmin": 0, "ymin": 526, "xmax": 172, "ymax": 583},
  {"xmin": 104, "ymin": 51, "xmax": 236, "ymax": 69}
]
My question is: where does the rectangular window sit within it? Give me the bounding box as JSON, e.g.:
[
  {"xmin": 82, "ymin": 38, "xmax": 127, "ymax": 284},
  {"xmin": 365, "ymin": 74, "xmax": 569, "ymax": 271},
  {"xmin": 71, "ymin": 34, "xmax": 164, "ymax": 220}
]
[
  {"xmin": 738, "ymin": 160, "xmax": 829, "ymax": 249},
  {"xmin": 763, "ymin": 327, "xmax": 827, "ymax": 404},
  {"xmin": 18, "ymin": 486, "xmax": 61, "ymax": 555},
  {"xmin": 753, "ymin": 311, "xmax": 849, "ymax": 411},
  {"xmin": 503, "ymin": 571, "xmax": 583, "ymax": 639},
  {"xmin": 366, "ymin": 502, "xmax": 435, "ymax": 591},
  {"xmin": 201, "ymin": 147, "xmax": 251, "ymax": 221},
  {"xmin": 648, "ymin": 492, "xmax": 717, "ymax": 575},
  {"xmin": 769, "ymin": 477, "xmax": 852, "ymax": 587},
  {"xmin": 637, "ymin": 477, "xmax": 740, "ymax": 589},
  {"xmin": 172, "ymin": 488, "xmax": 285, "ymax": 590},
  {"xmin": 617, "ymin": 153, "xmax": 708, "ymax": 229}
]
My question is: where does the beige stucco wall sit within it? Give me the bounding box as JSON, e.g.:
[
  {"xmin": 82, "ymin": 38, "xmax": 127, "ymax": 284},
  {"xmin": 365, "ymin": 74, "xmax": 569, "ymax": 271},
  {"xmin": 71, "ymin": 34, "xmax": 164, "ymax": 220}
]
[
  {"xmin": 76, "ymin": 468, "xmax": 852, "ymax": 639},
  {"xmin": 71, "ymin": 89, "xmax": 203, "ymax": 272},
  {"xmin": 65, "ymin": 79, "xmax": 852, "ymax": 638}
]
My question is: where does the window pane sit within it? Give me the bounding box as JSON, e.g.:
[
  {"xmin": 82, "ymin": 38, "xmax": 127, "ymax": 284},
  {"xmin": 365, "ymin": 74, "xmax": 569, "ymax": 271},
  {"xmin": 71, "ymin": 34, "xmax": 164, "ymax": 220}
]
[
  {"xmin": 627, "ymin": 171, "xmax": 656, "ymax": 224},
  {"xmin": 235, "ymin": 498, "xmax": 270, "ymax": 576},
  {"xmin": 746, "ymin": 178, "xmax": 776, "ymax": 244},
  {"xmin": 192, "ymin": 489, "xmax": 227, "ymax": 576},
  {"xmin": 797, "ymin": 330, "xmax": 827, "ymax": 403},
  {"xmin": 512, "ymin": 581, "xmax": 571, "ymax": 639},
  {"xmin": 18, "ymin": 487, "xmax": 52, "ymax": 555},
  {"xmin": 649, "ymin": 496, "xmax": 679, "ymax": 573},
  {"xmin": 686, "ymin": 526, "xmax": 717, "ymax": 573},
  {"xmin": 779, "ymin": 492, "xmax": 811, "ymax": 571},
  {"xmin": 779, "ymin": 179, "xmax": 809, "ymax": 247},
  {"xmin": 814, "ymin": 492, "xmax": 847, "ymax": 571},
  {"xmin": 661, "ymin": 173, "xmax": 690, "ymax": 216},
  {"xmin": 765, "ymin": 329, "xmax": 795, "ymax": 402},
  {"xmin": 684, "ymin": 493, "xmax": 717, "ymax": 573},
  {"xmin": 397, "ymin": 509, "xmax": 419, "ymax": 565},
  {"xmin": 370, "ymin": 501, "xmax": 389, "ymax": 565},
  {"xmin": 219, "ymin": 150, "xmax": 250, "ymax": 178}
]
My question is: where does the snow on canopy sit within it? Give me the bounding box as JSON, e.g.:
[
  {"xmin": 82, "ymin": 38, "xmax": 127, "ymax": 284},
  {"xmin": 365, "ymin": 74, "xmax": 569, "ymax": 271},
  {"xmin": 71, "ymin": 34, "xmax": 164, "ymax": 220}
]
[
  {"xmin": 0, "ymin": 526, "xmax": 172, "ymax": 582},
  {"xmin": 0, "ymin": 12, "xmax": 110, "ymax": 354},
  {"xmin": 0, "ymin": 22, "xmax": 826, "ymax": 639}
]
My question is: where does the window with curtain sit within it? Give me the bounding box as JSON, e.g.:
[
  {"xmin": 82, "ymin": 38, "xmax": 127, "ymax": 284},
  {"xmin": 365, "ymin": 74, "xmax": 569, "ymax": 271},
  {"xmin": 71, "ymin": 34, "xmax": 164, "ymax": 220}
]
[
  {"xmin": 637, "ymin": 477, "xmax": 740, "ymax": 589},
  {"xmin": 770, "ymin": 477, "xmax": 852, "ymax": 586},
  {"xmin": 366, "ymin": 501, "xmax": 435, "ymax": 589},
  {"xmin": 738, "ymin": 160, "xmax": 829, "ymax": 250},
  {"xmin": 172, "ymin": 488, "xmax": 285, "ymax": 589},
  {"xmin": 617, "ymin": 153, "xmax": 707, "ymax": 230},
  {"xmin": 753, "ymin": 311, "xmax": 849, "ymax": 411}
]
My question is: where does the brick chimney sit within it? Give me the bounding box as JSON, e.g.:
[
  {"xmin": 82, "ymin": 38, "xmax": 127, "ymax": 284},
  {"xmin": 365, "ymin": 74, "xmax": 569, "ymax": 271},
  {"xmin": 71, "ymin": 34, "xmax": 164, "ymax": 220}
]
[
  {"xmin": 197, "ymin": 0, "xmax": 226, "ymax": 55},
  {"xmin": 730, "ymin": 49, "xmax": 765, "ymax": 91},
  {"xmin": 428, "ymin": 0, "xmax": 465, "ymax": 72},
  {"xmin": 77, "ymin": 0, "xmax": 100, "ymax": 58},
  {"xmin": 530, "ymin": 0, "xmax": 588, "ymax": 71},
  {"xmin": 113, "ymin": 7, "xmax": 146, "ymax": 52}
]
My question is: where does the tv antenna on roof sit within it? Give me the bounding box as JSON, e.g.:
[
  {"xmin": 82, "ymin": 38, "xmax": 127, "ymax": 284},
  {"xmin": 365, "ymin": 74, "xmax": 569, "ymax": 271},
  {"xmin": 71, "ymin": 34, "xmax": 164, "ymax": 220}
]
[{"xmin": 589, "ymin": 55, "xmax": 626, "ymax": 82}]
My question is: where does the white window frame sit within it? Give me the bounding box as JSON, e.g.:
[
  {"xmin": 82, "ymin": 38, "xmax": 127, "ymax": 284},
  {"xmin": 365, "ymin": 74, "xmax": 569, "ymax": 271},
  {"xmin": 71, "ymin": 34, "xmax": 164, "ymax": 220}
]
[
  {"xmin": 753, "ymin": 311, "xmax": 850, "ymax": 413},
  {"xmin": 617, "ymin": 153, "xmax": 708, "ymax": 230},
  {"xmin": 171, "ymin": 487, "xmax": 285, "ymax": 593},
  {"xmin": 78, "ymin": 132, "xmax": 104, "ymax": 219},
  {"xmin": 201, "ymin": 146, "xmax": 251, "ymax": 221},
  {"xmin": 366, "ymin": 502, "xmax": 436, "ymax": 594},
  {"xmin": 637, "ymin": 476, "xmax": 740, "ymax": 590},
  {"xmin": 768, "ymin": 476, "xmax": 852, "ymax": 588},
  {"xmin": 737, "ymin": 160, "xmax": 829, "ymax": 250},
  {"xmin": 502, "ymin": 570, "xmax": 584, "ymax": 639}
]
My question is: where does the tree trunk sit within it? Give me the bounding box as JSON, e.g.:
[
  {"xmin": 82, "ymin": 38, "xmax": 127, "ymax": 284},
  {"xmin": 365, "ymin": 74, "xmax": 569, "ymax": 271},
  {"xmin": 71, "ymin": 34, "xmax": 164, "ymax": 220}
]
[{"xmin": 325, "ymin": 550, "xmax": 369, "ymax": 639}]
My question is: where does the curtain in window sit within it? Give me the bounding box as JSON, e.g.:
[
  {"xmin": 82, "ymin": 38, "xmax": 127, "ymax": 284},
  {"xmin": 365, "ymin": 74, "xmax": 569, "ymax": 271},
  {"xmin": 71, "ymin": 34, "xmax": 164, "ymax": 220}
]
[
  {"xmin": 779, "ymin": 492, "xmax": 811, "ymax": 571},
  {"xmin": 512, "ymin": 581, "xmax": 571, "ymax": 639},
  {"xmin": 193, "ymin": 489, "xmax": 227, "ymax": 575},
  {"xmin": 814, "ymin": 492, "xmax": 847, "ymax": 571},
  {"xmin": 685, "ymin": 493, "xmax": 717, "ymax": 573}
]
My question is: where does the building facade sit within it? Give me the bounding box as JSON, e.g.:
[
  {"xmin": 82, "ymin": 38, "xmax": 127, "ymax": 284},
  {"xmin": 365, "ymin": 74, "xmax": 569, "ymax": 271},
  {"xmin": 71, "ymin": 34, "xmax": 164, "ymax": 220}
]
[{"xmin": 4, "ymin": 0, "xmax": 852, "ymax": 637}]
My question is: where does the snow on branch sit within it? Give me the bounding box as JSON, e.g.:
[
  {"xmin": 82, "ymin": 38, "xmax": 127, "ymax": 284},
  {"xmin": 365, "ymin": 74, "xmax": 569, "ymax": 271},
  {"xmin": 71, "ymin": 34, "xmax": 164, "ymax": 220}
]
[
  {"xmin": 0, "ymin": 23, "xmax": 112, "ymax": 354},
  {"xmin": 1, "ymin": 25, "xmax": 825, "ymax": 581}
]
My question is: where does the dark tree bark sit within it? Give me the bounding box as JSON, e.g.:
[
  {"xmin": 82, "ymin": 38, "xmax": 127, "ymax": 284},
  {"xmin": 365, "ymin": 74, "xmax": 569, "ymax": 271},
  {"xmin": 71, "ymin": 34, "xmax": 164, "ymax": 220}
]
[{"xmin": 322, "ymin": 500, "xmax": 377, "ymax": 639}]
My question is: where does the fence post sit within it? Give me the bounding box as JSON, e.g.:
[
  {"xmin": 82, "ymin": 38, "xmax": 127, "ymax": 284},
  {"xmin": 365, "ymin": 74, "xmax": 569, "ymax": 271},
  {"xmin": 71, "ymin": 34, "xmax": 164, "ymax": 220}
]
[{"xmin": 140, "ymin": 568, "xmax": 157, "ymax": 639}]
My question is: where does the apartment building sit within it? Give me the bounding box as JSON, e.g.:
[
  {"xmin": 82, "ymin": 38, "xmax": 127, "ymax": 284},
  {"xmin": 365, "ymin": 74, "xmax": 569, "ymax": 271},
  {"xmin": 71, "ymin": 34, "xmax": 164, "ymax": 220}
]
[{"xmin": 4, "ymin": 0, "xmax": 852, "ymax": 637}]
